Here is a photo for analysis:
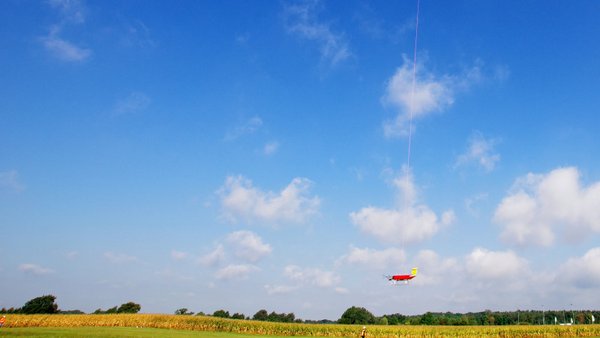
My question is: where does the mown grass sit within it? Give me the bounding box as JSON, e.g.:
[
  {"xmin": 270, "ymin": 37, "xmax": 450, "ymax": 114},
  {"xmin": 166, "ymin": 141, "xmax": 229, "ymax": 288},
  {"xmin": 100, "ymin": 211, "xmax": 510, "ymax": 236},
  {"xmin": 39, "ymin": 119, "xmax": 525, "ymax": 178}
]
[{"xmin": 1, "ymin": 314, "xmax": 600, "ymax": 337}]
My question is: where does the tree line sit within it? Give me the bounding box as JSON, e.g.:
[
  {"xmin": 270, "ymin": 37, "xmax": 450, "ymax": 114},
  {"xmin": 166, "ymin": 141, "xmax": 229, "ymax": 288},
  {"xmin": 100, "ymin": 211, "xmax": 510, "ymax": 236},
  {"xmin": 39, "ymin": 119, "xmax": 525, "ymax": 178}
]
[
  {"xmin": 0, "ymin": 295, "xmax": 140, "ymax": 315},
  {"xmin": 2, "ymin": 296, "xmax": 599, "ymax": 326}
]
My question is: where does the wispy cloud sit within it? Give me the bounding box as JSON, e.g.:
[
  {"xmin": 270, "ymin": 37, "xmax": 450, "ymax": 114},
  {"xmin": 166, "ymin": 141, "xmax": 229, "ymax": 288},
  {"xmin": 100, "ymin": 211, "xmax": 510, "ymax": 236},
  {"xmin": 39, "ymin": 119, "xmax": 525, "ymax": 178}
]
[
  {"xmin": 104, "ymin": 251, "xmax": 138, "ymax": 264},
  {"xmin": 215, "ymin": 264, "xmax": 259, "ymax": 280},
  {"xmin": 218, "ymin": 175, "xmax": 320, "ymax": 225},
  {"xmin": 264, "ymin": 284, "xmax": 300, "ymax": 295},
  {"xmin": 42, "ymin": 1, "xmax": 91, "ymax": 62},
  {"xmin": 350, "ymin": 168, "xmax": 454, "ymax": 244},
  {"xmin": 283, "ymin": 0, "xmax": 351, "ymax": 66},
  {"xmin": 339, "ymin": 246, "xmax": 405, "ymax": 269},
  {"xmin": 0, "ymin": 170, "xmax": 25, "ymax": 192},
  {"xmin": 494, "ymin": 167, "xmax": 600, "ymax": 247},
  {"xmin": 41, "ymin": 26, "xmax": 91, "ymax": 62},
  {"xmin": 48, "ymin": 0, "xmax": 86, "ymax": 24},
  {"xmin": 120, "ymin": 20, "xmax": 157, "ymax": 49},
  {"xmin": 19, "ymin": 263, "xmax": 54, "ymax": 275},
  {"xmin": 455, "ymin": 132, "xmax": 500, "ymax": 172},
  {"xmin": 113, "ymin": 91, "xmax": 151, "ymax": 116},
  {"xmin": 198, "ymin": 244, "xmax": 226, "ymax": 267},
  {"xmin": 264, "ymin": 141, "xmax": 280, "ymax": 156},
  {"xmin": 383, "ymin": 58, "xmax": 482, "ymax": 138},
  {"xmin": 171, "ymin": 250, "xmax": 188, "ymax": 261},
  {"xmin": 224, "ymin": 116, "xmax": 263, "ymax": 141}
]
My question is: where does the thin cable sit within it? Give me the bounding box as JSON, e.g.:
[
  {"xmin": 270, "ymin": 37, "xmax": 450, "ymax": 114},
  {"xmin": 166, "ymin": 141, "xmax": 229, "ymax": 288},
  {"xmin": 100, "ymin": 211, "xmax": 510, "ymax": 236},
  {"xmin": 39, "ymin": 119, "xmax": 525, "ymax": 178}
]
[{"xmin": 406, "ymin": 0, "xmax": 420, "ymax": 170}]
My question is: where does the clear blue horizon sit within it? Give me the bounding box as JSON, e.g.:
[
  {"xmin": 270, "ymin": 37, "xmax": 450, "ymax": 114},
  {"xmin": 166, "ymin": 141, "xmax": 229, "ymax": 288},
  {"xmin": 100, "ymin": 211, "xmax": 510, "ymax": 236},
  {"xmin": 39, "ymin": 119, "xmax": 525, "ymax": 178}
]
[{"xmin": 1, "ymin": 0, "xmax": 600, "ymax": 320}]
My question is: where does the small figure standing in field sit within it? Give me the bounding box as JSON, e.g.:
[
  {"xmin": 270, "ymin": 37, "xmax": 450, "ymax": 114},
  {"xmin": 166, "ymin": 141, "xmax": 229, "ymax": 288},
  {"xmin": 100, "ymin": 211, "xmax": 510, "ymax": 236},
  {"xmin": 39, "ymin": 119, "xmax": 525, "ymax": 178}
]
[
  {"xmin": 0, "ymin": 315, "xmax": 6, "ymax": 328},
  {"xmin": 360, "ymin": 326, "xmax": 366, "ymax": 338}
]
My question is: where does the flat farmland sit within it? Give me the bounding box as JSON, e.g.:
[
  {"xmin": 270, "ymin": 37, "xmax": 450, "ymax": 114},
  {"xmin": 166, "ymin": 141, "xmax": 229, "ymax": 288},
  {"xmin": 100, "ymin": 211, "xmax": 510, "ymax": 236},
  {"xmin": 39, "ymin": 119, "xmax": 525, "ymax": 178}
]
[{"xmin": 1, "ymin": 314, "xmax": 599, "ymax": 337}]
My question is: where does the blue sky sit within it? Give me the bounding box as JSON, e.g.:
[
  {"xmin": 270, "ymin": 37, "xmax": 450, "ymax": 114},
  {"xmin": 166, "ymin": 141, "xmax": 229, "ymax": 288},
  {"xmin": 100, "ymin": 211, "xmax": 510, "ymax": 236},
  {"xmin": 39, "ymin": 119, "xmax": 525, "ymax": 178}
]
[{"xmin": 2, "ymin": 0, "xmax": 600, "ymax": 319}]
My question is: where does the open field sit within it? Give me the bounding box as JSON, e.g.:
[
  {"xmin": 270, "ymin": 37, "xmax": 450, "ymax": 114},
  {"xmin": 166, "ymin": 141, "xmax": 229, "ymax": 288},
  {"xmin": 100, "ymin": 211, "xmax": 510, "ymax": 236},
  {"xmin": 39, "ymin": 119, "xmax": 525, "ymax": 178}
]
[
  {"xmin": 0, "ymin": 327, "xmax": 283, "ymax": 338},
  {"xmin": 1, "ymin": 314, "xmax": 599, "ymax": 337}
]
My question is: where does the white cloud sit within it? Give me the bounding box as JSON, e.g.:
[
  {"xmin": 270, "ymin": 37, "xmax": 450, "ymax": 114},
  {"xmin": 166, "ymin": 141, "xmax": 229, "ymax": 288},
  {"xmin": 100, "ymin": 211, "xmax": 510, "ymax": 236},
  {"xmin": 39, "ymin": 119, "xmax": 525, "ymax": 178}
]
[
  {"xmin": 198, "ymin": 244, "xmax": 225, "ymax": 267},
  {"xmin": 455, "ymin": 132, "xmax": 500, "ymax": 172},
  {"xmin": 40, "ymin": 27, "xmax": 91, "ymax": 62},
  {"xmin": 350, "ymin": 169, "xmax": 454, "ymax": 244},
  {"xmin": 494, "ymin": 167, "xmax": 600, "ymax": 247},
  {"xmin": 171, "ymin": 250, "xmax": 188, "ymax": 261},
  {"xmin": 264, "ymin": 141, "xmax": 280, "ymax": 156},
  {"xmin": 340, "ymin": 246, "xmax": 405, "ymax": 269},
  {"xmin": 283, "ymin": 0, "xmax": 351, "ymax": 66},
  {"xmin": 465, "ymin": 247, "xmax": 529, "ymax": 281},
  {"xmin": 284, "ymin": 265, "xmax": 341, "ymax": 288},
  {"xmin": 48, "ymin": 0, "xmax": 86, "ymax": 24},
  {"xmin": 121, "ymin": 20, "xmax": 157, "ymax": 49},
  {"xmin": 557, "ymin": 247, "xmax": 600, "ymax": 288},
  {"xmin": 215, "ymin": 264, "xmax": 259, "ymax": 280},
  {"xmin": 264, "ymin": 284, "xmax": 299, "ymax": 295},
  {"xmin": 226, "ymin": 230, "xmax": 272, "ymax": 263},
  {"xmin": 383, "ymin": 58, "xmax": 481, "ymax": 138},
  {"xmin": 19, "ymin": 263, "xmax": 54, "ymax": 275},
  {"xmin": 413, "ymin": 249, "xmax": 459, "ymax": 286},
  {"xmin": 114, "ymin": 91, "xmax": 151, "ymax": 115},
  {"xmin": 0, "ymin": 170, "xmax": 24, "ymax": 192},
  {"xmin": 218, "ymin": 175, "xmax": 320, "ymax": 225},
  {"xmin": 224, "ymin": 117, "xmax": 263, "ymax": 141},
  {"xmin": 104, "ymin": 252, "xmax": 138, "ymax": 264},
  {"xmin": 42, "ymin": 1, "xmax": 90, "ymax": 62},
  {"xmin": 464, "ymin": 193, "xmax": 488, "ymax": 217}
]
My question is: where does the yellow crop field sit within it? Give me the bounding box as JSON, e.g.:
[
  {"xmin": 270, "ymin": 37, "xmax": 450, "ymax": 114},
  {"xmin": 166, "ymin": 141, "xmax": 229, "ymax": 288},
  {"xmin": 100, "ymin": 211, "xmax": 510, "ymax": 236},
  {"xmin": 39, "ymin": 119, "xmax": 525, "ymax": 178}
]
[{"xmin": 3, "ymin": 314, "xmax": 600, "ymax": 337}]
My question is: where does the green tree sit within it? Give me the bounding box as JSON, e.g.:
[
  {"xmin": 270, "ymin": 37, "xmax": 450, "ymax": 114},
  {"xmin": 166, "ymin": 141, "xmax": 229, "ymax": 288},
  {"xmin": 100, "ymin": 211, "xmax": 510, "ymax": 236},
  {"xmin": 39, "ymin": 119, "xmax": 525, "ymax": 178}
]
[
  {"xmin": 231, "ymin": 312, "xmax": 245, "ymax": 320},
  {"xmin": 338, "ymin": 306, "xmax": 376, "ymax": 324},
  {"xmin": 175, "ymin": 308, "xmax": 194, "ymax": 315},
  {"xmin": 420, "ymin": 312, "xmax": 434, "ymax": 325},
  {"xmin": 117, "ymin": 302, "xmax": 141, "ymax": 314},
  {"xmin": 20, "ymin": 295, "xmax": 58, "ymax": 314},
  {"xmin": 213, "ymin": 309, "xmax": 230, "ymax": 318},
  {"xmin": 253, "ymin": 309, "xmax": 268, "ymax": 321}
]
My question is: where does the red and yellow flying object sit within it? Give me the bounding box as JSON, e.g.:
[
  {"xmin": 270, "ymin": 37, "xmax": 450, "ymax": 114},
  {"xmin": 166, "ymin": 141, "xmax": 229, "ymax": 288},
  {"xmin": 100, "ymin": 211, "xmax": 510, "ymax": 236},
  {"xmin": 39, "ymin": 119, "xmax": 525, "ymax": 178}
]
[{"xmin": 385, "ymin": 267, "xmax": 418, "ymax": 285}]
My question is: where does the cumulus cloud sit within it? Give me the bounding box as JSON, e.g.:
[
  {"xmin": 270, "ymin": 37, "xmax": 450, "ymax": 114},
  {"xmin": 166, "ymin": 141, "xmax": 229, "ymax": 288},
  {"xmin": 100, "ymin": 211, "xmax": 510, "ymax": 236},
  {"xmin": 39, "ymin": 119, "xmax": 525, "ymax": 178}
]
[
  {"xmin": 226, "ymin": 230, "xmax": 272, "ymax": 262},
  {"xmin": 218, "ymin": 175, "xmax": 320, "ymax": 225},
  {"xmin": 465, "ymin": 247, "xmax": 529, "ymax": 281},
  {"xmin": 215, "ymin": 264, "xmax": 259, "ymax": 280},
  {"xmin": 383, "ymin": 58, "xmax": 482, "ymax": 138},
  {"xmin": 557, "ymin": 247, "xmax": 600, "ymax": 288},
  {"xmin": 350, "ymin": 169, "xmax": 454, "ymax": 244},
  {"xmin": 455, "ymin": 132, "xmax": 500, "ymax": 172},
  {"xmin": 494, "ymin": 167, "xmax": 600, "ymax": 247},
  {"xmin": 19, "ymin": 263, "xmax": 54, "ymax": 275},
  {"xmin": 413, "ymin": 250, "xmax": 459, "ymax": 285},
  {"xmin": 0, "ymin": 170, "xmax": 24, "ymax": 192},
  {"xmin": 283, "ymin": 0, "xmax": 351, "ymax": 66},
  {"xmin": 224, "ymin": 116, "xmax": 263, "ymax": 141},
  {"xmin": 339, "ymin": 246, "xmax": 405, "ymax": 269},
  {"xmin": 284, "ymin": 265, "xmax": 341, "ymax": 288}
]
